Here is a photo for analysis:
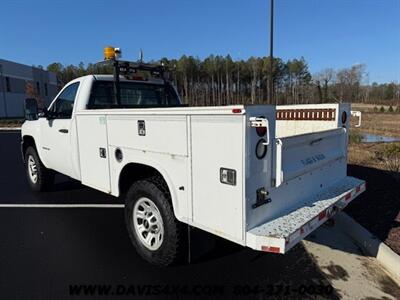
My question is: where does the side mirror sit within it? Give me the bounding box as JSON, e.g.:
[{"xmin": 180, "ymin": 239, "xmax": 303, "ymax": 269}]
[
  {"xmin": 24, "ymin": 98, "xmax": 38, "ymax": 121},
  {"xmin": 38, "ymin": 107, "xmax": 48, "ymax": 119}
]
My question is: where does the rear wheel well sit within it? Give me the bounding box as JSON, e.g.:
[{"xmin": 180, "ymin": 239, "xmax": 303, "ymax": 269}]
[{"xmin": 119, "ymin": 163, "xmax": 171, "ymax": 199}]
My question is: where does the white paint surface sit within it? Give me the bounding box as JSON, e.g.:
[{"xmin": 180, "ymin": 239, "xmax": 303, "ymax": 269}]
[{"xmin": 0, "ymin": 204, "xmax": 124, "ymax": 208}]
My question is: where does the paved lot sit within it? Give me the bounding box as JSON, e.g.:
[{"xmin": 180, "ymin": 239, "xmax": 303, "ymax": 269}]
[{"xmin": 0, "ymin": 131, "xmax": 399, "ymax": 299}]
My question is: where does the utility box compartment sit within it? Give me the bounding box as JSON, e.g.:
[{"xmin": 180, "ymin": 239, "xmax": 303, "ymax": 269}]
[
  {"xmin": 76, "ymin": 114, "xmax": 111, "ymax": 193},
  {"xmin": 106, "ymin": 115, "xmax": 188, "ymax": 156},
  {"xmin": 191, "ymin": 115, "xmax": 245, "ymax": 243}
]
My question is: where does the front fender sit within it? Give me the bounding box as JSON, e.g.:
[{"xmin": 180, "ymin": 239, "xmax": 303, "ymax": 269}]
[{"xmin": 21, "ymin": 120, "xmax": 45, "ymax": 164}]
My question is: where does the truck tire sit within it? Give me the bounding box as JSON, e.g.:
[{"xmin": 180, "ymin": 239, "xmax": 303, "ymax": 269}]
[
  {"xmin": 124, "ymin": 177, "xmax": 186, "ymax": 266},
  {"xmin": 24, "ymin": 146, "xmax": 54, "ymax": 192}
]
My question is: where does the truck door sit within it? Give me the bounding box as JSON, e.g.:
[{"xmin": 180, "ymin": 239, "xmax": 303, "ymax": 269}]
[{"xmin": 40, "ymin": 82, "xmax": 80, "ymax": 179}]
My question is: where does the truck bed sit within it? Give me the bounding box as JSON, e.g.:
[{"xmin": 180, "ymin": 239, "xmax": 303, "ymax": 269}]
[{"xmin": 73, "ymin": 101, "xmax": 363, "ymax": 252}]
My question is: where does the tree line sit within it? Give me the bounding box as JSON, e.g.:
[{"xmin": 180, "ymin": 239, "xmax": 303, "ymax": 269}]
[{"xmin": 46, "ymin": 55, "xmax": 400, "ymax": 106}]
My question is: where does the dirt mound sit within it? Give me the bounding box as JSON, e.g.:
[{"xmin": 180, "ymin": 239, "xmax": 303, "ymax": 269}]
[{"xmin": 347, "ymin": 164, "xmax": 400, "ymax": 255}]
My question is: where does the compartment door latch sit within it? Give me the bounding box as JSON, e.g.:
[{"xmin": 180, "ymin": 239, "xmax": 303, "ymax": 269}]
[
  {"xmin": 138, "ymin": 120, "xmax": 146, "ymax": 136},
  {"xmin": 99, "ymin": 147, "xmax": 107, "ymax": 158}
]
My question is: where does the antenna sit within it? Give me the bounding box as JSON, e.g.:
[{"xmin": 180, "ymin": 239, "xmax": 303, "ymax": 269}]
[{"xmin": 139, "ymin": 49, "xmax": 144, "ymax": 63}]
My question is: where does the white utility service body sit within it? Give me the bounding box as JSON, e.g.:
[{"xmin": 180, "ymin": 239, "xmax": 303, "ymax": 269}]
[{"xmin": 21, "ymin": 75, "xmax": 365, "ymax": 255}]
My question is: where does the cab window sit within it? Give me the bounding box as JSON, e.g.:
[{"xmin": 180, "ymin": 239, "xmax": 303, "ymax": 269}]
[
  {"xmin": 88, "ymin": 81, "xmax": 181, "ymax": 109},
  {"xmin": 49, "ymin": 82, "xmax": 79, "ymax": 119}
]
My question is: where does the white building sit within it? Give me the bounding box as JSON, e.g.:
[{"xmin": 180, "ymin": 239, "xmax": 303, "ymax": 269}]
[{"xmin": 0, "ymin": 59, "xmax": 58, "ymax": 118}]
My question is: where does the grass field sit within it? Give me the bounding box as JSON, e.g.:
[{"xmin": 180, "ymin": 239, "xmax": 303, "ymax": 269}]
[
  {"xmin": 0, "ymin": 119, "xmax": 23, "ymax": 127},
  {"xmin": 352, "ymin": 103, "xmax": 399, "ymax": 112},
  {"xmin": 347, "ymin": 109, "xmax": 400, "ymax": 255},
  {"xmin": 348, "ymin": 107, "xmax": 400, "ymax": 170},
  {"xmin": 348, "ymin": 109, "xmax": 400, "ymax": 171},
  {"xmin": 350, "ymin": 111, "xmax": 400, "ymax": 138}
]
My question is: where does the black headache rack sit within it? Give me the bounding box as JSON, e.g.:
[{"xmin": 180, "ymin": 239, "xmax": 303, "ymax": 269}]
[
  {"xmin": 96, "ymin": 59, "xmax": 168, "ymax": 79},
  {"xmin": 96, "ymin": 59, "xmax": 167, "ymax": 103},
  {"xmin": 118, "ymin": 62, "xmax": 167, "ymax": 78},
  {"xmin": 96, "ymin": 58, "xmax": 169, "ymax": 76},
  {"xmin": 91, "ymin": 59, "xmax": 187, "ymax": 109}
]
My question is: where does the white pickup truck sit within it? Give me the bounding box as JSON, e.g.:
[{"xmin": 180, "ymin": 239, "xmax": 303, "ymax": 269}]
[{"xmin": 21, "ymin": 56, "xmax": 365, "ymax": 266}]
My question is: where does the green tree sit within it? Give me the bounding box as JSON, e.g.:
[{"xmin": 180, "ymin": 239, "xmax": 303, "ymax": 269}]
[{"xmin": 44, "ymin": 57, "xmax": 399, "ymax": 106}]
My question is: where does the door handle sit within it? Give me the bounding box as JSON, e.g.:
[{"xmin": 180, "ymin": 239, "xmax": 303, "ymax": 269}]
[
  {"xmin": 59, "ymin": 129, "xmax": 68, "ymax": 133},
  {"xmin": 310, "ymin": 138, "xmax": 323, "ymax": 145}
]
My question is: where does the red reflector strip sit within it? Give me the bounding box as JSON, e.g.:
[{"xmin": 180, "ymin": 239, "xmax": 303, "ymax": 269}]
[
  {"xmin": 276, "ymin": 109, "xmax": 336, "ymax": 121},
  {"xmin": 345, "ymin": 193, "xmax": 352, "ymax": 201},
  {"xmin": 318, "ymin": 210, "xmax": 327, "ymax": 220},
  {"xmin": 232, "ymin": 108, "xmax": 242, "ymax": 113},
  {"xmin": 261, "ymin": 246, "xmax": 280, "ymax": 253}
]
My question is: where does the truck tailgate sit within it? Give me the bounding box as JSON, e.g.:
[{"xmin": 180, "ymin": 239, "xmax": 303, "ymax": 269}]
[
  {"xmin": 275, "ymin": 128, "xmax": 346, "ymax": 186},
  {"xmin": 246, "ymin": 176, "xmax": 365, "ymax": 253}
]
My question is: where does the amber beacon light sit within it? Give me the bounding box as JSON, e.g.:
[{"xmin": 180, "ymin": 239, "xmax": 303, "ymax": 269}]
[{"xmin": 104, "ymin": 46, "xmax": 121, "ymax": 60}]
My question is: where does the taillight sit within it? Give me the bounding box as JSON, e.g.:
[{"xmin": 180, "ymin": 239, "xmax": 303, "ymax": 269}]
[
  {"xmin": 341, "ymin": 111, "xmax": 347, "ymax": 124},
  {"xmin": 232, "ymin": 108, "xmax": 242, "ymax": 114},
  {"xmin": 255, "ymin": 115, "xmax": 267, "ymax": 136},
  {"xmin": 256, "ymin": 126, "xmax": 267, "ymax": 137}
]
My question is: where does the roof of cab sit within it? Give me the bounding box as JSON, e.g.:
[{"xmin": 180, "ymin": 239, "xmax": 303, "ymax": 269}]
[{"xmin": 93, "ymin": 74, "xmax": 165, "ymax": 84}]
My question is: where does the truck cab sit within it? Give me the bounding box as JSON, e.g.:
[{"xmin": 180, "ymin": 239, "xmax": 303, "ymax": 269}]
[{"xmin": 22, "ymin": 74, "xmax": 182, "ymax": 182}]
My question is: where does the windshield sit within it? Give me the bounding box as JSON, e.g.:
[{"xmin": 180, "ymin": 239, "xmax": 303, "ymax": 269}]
[{"xmin": 88, "ymin": 81, "xmax": 181, "ymax": 109}]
